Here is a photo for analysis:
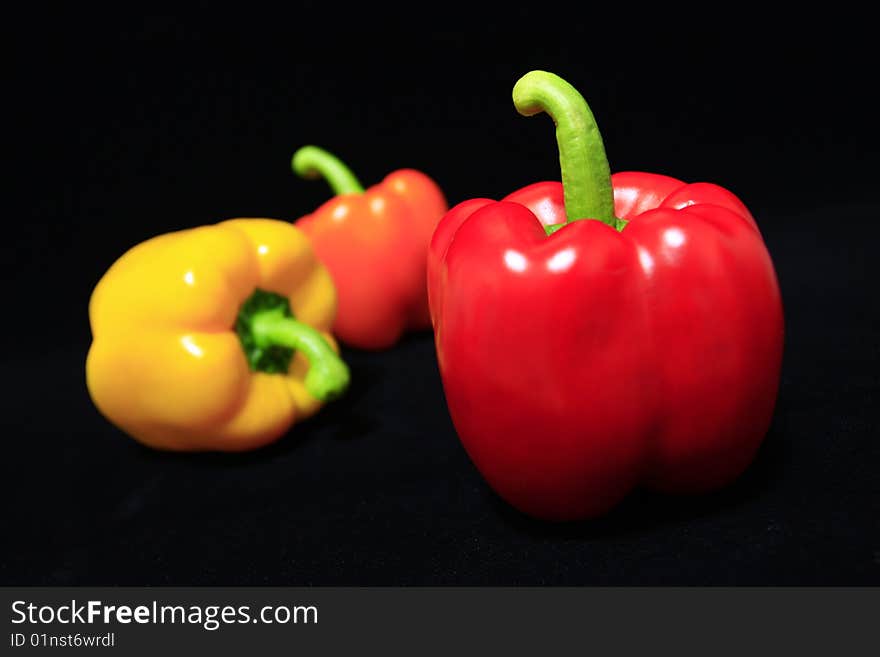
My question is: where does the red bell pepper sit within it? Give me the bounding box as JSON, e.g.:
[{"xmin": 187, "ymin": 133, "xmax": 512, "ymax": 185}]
[
  {"xmin": 427, "ymin": 71, "xmax": 784, "ymax": 521},
  {"xmin": 293, "ymin": 146, "xmax": 448, "ymax": 350}
]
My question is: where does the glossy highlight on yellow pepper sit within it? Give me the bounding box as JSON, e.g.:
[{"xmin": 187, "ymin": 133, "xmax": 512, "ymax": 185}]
[{"xmin": 86, "ymin": 218, "xmax": 347, "ymax": 451}]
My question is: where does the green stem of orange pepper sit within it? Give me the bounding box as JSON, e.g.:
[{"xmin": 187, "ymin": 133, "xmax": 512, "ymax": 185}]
[{"xmin": 292, "ymin": 146, "xmax": 365, "ymax": 195}]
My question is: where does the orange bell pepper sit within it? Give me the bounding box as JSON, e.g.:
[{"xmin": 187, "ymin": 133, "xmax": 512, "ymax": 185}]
[{"xmin": 292, "ymin": 146, "xmax": 448, "ymax": 350}]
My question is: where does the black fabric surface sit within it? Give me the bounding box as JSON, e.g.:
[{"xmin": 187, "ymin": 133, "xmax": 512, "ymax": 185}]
[{"xmin": 4, "ymin": 8, "xmax": 877, "ymax": 584}]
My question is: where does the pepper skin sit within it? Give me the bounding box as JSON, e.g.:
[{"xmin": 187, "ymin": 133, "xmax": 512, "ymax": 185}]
[
  {"xmin": 292, "ymin": 146, "xmax": 448, "ymax": 350},
  {"xmin": 428, "ymin": 72, "xmax": 784, "ymax": 521},
  {"xmin": 87, "ymin": 219, "xmax": 350, "ymax": 451}
]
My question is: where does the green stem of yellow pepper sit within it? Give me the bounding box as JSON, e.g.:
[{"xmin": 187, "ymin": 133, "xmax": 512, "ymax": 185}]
[
  {"xmin": 252, "ymin": 310, "xmax": 350, "ymax": 401},
  {"xmin": 235, "ymin": 289, "xmax": 349, "ymax": 402}
]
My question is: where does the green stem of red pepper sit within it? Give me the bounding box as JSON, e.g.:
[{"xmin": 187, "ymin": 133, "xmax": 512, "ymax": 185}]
[
  {"xmin": 292, "ymin": 146, "xmax": 365, "ymax": 195},
  {"xmin": 513, "ymin": 71, "xmax": 625, "ymax": 234}
]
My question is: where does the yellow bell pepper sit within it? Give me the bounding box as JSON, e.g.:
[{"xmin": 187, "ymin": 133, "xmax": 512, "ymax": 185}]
[{"xmin": 86, "ymin": 218, "xmax": 350, "ymax": 451}]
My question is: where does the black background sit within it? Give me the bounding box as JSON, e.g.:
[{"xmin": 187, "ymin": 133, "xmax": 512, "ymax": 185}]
[{"xmin": 4, "ymin": 5, "xmax": 878, "ymax": 584}]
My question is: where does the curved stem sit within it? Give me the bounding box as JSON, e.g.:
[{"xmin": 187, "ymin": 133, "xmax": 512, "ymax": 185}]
[
  {"xmin": 512, "ymin": 71, "xmax": 621, "ymax": 230},
  {"xmin": 251, "ymin": 309, "xmax": 350, "ymax": 401},
  {"xmin": 291, "ymin": 145, "xmax": 365, "ymax": 196}
]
